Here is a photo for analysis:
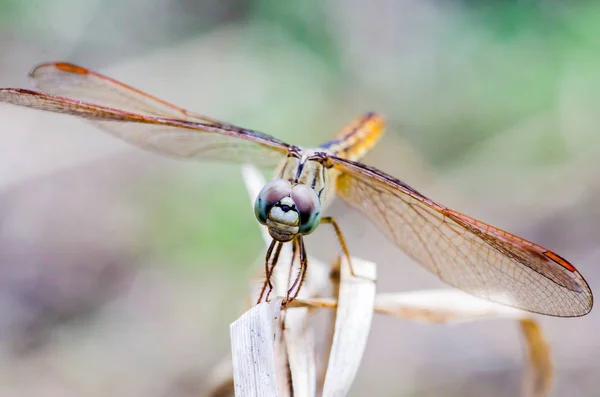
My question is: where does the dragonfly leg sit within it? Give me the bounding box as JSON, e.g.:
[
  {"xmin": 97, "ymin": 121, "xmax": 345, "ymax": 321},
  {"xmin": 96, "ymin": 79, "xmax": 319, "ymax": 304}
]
[
  {"xmin": 284, "ymin": 238, "xmax": 299, "ymax": 302},
  {"xmin": 321, "ymin": 216, "xmax": 365, "ymax": 280},
  {"xmin": 296, "ymin": 236, "xmax": 309, "ymax": 298},
  {"xmin": 265, "ymin": 241, "xmax": 284, "ymax": 302},
  {"xmin": 257, "ymin": 240, "xmax": 283, "ymax": 304},
  {"xmin": 285, "ymin": 236, "xmax": 308, "ymax": 303}
]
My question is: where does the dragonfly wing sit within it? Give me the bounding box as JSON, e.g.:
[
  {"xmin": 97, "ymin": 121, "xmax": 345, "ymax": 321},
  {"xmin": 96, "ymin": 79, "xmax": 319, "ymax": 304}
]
[
  {"xmin": 29, "ymin": 62, "xmax": 227, "ymax": 124},
  {"xmin": 330, "ymin": 156, "xmax": 593, "ymax": 317},
  {"xmin": 0, "ymin": 88, "xmax": 289, "ymax": 167}
]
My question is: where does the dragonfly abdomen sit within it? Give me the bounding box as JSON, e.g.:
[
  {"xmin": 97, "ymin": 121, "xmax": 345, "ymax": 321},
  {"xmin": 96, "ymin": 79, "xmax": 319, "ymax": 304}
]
[{"xmin": 319, "ymin": 112, "xmax": 385, "ymax": 162}]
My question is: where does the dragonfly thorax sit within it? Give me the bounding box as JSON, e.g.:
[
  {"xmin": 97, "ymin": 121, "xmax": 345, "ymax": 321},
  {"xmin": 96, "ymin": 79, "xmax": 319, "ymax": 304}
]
[{"xmin": 254, "ymin": 179, "xmax": 321, "ymax": 242}]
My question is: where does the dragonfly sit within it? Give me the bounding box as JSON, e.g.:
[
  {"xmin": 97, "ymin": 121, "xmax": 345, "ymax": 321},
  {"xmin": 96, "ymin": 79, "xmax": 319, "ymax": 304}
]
[{"xmin": 0, "ymin": 62, "xmax": 593, "ymax": 317}]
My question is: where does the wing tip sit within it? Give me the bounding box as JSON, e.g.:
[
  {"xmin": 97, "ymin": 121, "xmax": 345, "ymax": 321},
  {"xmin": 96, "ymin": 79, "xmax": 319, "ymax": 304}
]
[
  {"xmin": 543, "ymin": 250, "xmax": 576, "ymax": 272},
  {"xmin": 567, "ymin": 298, "xmax": 593, "ymax": 317},
  {"xmin": 29, "ymin": 62, "xmax": 89, "ymax": 79},
  {"xmin": 540, "ymin": 250, "xmax": 594, "ymax": 312}
]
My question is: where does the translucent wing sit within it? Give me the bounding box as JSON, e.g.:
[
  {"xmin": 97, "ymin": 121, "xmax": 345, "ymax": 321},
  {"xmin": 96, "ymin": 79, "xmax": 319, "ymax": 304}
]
[
  {"xmin": 331, "ymin": 156, "xmax": 593, "ymax": 317},
  {"xmin": 29, "ymin": 62, "xmax": 228, "ymax": 123},
  {"xmin": 0, "ymin": 63, "xmax": 290, "ymax": 167}
]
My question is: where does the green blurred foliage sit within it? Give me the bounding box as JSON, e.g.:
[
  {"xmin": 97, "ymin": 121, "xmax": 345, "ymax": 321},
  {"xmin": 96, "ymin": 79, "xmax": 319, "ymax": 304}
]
[
  {"xmin": 376, "ymin": 2, "xmax": 600, "ymax": 167},
  {"xmin": 137, "ymin": 167, "xmax": 263, "ymax": 276},
  {"xmin": 250, "ymin": 0, "xmax": 341, "ymax": 74}
]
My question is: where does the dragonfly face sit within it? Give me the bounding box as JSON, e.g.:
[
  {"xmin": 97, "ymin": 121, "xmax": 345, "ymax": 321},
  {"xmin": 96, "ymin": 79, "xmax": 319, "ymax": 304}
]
[
  {"xmin": 254, "ymin": 178, "xmax": 321, "ymax": 242},
  {"xmin": 255, "ymin": 151, "xmax": 327, "ymax": 242}
]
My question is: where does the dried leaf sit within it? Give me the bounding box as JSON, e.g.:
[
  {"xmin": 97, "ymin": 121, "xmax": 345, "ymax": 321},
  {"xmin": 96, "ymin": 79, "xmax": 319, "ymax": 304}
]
[
  {"xmin": 284, "ymin": 309, "xmax": 317, "ymax": 397},
  {"xmin": 322, "ymin": 256, "xmax": 376, "ymax": 397},
  {"xmin": 230, "ymin": 299, "xmax": 285, "ymax": 397},
  {"xmin": 374, "ymin": 289, "xmax": 523, "ymax": 323}
]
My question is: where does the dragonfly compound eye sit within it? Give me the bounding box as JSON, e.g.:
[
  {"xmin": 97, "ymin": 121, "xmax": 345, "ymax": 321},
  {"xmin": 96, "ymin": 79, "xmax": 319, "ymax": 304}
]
[
  {"xmin": 291, "ymin": 184, "xmax": 321, "ymax": 235},
  {"xmin": 254, "ymin": 179, "xmax": 293, "ymax": 225}
]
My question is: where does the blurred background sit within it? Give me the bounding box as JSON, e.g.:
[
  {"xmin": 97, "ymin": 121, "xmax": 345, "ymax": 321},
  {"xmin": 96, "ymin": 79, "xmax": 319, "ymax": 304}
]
[{"xmin": 0, "ymin": 0, "xmax": 599, "ymax": 396}]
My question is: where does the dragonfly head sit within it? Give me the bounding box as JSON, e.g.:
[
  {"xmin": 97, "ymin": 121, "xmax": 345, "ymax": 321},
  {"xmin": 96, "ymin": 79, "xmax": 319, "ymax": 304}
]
[{"xmin": 254, "ymin": 179, "xmax": 322, "ymax": 242}]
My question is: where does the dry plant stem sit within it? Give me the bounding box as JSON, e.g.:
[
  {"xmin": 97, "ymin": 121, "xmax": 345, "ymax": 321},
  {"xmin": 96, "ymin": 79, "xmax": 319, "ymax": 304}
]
[{"xmin": 519, "ymin": 318, "xmax": 552, "ymax": 397}]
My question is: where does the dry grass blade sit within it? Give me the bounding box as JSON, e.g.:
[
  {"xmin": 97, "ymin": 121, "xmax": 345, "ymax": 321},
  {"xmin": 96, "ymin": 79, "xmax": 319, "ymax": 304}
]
[
  {"xmin": 374, "ymin": 289, "xmax": 523, "ymax": 323},
  {"xmin": 321, "ymin": 256, "xmax": 376, "ymax": 397},
  {"xmin": 230, "ymin": 299, "xmax": 285, "ymax": 397},
  {"xmin": 284, "ymin": 310, "xmax": 317, "ymax": 396}
]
